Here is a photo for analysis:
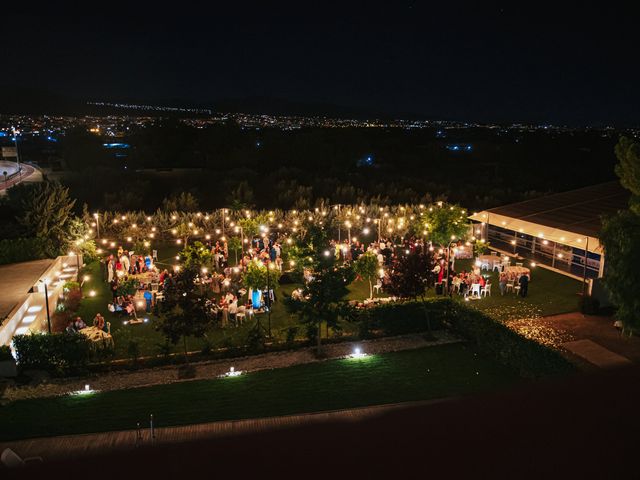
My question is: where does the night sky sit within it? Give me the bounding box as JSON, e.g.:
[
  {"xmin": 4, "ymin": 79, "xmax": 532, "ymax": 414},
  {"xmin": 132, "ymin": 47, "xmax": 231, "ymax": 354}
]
[{"xmin": 2, "ymin": 2, "xmax": 639, "ymax": 125}]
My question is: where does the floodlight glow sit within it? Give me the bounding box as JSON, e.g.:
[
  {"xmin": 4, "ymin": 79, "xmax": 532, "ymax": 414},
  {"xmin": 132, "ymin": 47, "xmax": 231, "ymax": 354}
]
[{"xmin": 348, "ymin": 347, "xmax": 368, "ymax": 359}]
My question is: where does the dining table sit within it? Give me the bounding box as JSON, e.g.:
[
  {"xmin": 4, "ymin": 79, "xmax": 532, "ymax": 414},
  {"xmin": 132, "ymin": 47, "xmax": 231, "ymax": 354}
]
[{"xmin": 504, "ymin": 265, "xmax": 531, "ymax": 280}]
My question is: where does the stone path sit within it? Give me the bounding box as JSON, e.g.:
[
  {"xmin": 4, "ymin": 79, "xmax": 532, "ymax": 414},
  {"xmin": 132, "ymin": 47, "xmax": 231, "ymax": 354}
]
[
  {"xmin": 3, "ymin": 331, "xmax": 461, "ymax": 403},
  {"xmin": 0, "ymin": 399, "xmax": 443, "ymax": 463},
  {"xmin": 535, "ymin": 312, "xmax": 640, "ymax": 365},
  {"xmin": 562, "ymin": 339, "xmax": 632, "ymax": 368}
]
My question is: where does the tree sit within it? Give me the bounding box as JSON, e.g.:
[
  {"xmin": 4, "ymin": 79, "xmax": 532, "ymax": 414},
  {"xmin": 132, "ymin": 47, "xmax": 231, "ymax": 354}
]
[
  {"xmin": 228, "ymin": 181, "xmax": 254, "ymax": 210},
  {"xmin": 600, "ymin": 137, "xmax": 640, "ymax": 333},
  {"xmin": 614, "ymin": 136, "xmax": 640, "ymax": 215},
  {"xmin": 16, "ymin": 181, "xmax": 77, "ymax": 257},
  {"xmin": 384, "ymin": 251, "xmax": 436, "ymax": 333},
  {"xmin": 156, "ymin": 265, "xmax": 213, "ymax": 362},
  {"xmin": 421, "ymin": 203, "xmax": 469, "ymax": 248},
  {"xmin": 242, "ymin": 259, "xmax": 281, "ymax": 293},
  {"xmin": 179, "ymin": 241, "xmax": 213, "ymax": 270},
  {"xmin": 162, "ymin": 192, "xmax": 199, "ymax": 212},
  {"xmin": 285, "ymin": 225, "xmax": 355, "ymax": 351},
  {"xmin": 353, "ymin": 251, "xmax": 380, "ymax": 299},
  {"xmin": 227, "ymin": 236, "xmax": 242, "ymax": 264}
]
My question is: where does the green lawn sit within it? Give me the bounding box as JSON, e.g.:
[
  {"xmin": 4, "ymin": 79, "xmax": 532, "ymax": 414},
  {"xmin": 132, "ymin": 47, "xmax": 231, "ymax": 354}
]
[
  {"xmin": 77, "ymin": 259, "xmax": 304, "ymax": 359},
  {"xmin": 446, "ymin": 259, "xmax": 582, "ymax": 321},
  {"xmin": 76, "ymin": 246, "xmax": 580, "ymax": 359},
  {"xmin": 0, "ymin": 344, "xmax": 519, "ymax": 441}
]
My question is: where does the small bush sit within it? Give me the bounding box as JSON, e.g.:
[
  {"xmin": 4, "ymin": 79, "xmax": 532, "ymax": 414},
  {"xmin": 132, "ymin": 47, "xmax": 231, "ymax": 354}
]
[
  {"xmin": 246, "ymin": 326, "xmax": 266, "ymax": 353},
  {"xmin": 285, "ymin": 326, "xmax": 298, "ymax": 346},
  {"xmin": 0, "ymin": 345, "xmax": 14, "ymax": 362},
  {"xmin": 12, "ymin": 332, "xmax": 92, "ymax": 376}
]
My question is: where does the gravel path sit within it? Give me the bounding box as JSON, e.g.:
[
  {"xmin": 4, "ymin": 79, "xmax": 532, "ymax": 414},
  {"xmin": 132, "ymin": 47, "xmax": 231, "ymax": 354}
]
[{"xmin": 2, "ymin": 331, "xmax": 461, "ymax": 403}]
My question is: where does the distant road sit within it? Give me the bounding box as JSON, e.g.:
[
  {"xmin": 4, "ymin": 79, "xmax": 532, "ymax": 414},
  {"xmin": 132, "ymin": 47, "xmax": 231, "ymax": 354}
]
[{"xmin": 0, "ymin": 161, "xmax": 37, "ymax": 192}]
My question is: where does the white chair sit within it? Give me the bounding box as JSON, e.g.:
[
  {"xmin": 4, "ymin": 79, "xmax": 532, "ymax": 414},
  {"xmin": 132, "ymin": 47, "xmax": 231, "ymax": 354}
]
[
  {"xmin": 471, "ymin": 284, "xmax": 481, "ymax": 297},
  {"xmin": 480, "ymin": 261, "xmax": 490, "ymax": 271},
  {"xmin": 506, "ymin": 280, "xmax": 515, "ymax": 293},
  {"xmin": 373, "ymin": 281, "xmax": 383, "ymax": 294},
  {"xmin": 492, "ymin": 260, "xmax": 503, "ymax": 272},
  {"xmin": 514, "ymin": 283, "xmax": 521, "ymax": 295},
  {"xmin": 491, "ymin": 251, "xmax": 498, "ymax": 256},
  {"xmin": 1, "ymin": 448, "xmax": 42, "ymax": 468},
  {"xmin": 481, "ymin": 284, "xmax": 491, "ymax": 297},
  {"xmin": 106, "ymin": 321, "xmax": 111, "ymax": 335},
  {"xmin": 236, "ymin": 306, "xmax": 246, "ymax": 325},
  {"xmin": 516, "ymin": 262, "xmax": 523, "ymax": 267}
]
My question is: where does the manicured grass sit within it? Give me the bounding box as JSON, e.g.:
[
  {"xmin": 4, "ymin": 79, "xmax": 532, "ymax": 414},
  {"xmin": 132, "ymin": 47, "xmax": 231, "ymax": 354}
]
[
  {"xmin": 0, "ymin": 344, "xmax": 519, "ymax": 441},
  {"xmin": 76, "ymin": 246, "xmax": 580, "ymax": 359},
  {"xmin": 446, "ymin": 259, "xmax": 582, "ymax": 320},
  {"xmin": 77, "ymin": 259, "xmax": 304, "ymax": 359}
]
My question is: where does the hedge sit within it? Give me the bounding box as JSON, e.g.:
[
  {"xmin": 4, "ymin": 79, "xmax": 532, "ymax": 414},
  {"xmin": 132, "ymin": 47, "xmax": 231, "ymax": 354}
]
[
  {"xmin": 0, "ymin": 238, "xmax": 47, "ymax": 265},
  {"xmin": 12, "ymin": 332, "xmax": 93, "ymax": 376},
  {"xmin": 360, "ymin": 299, "xmax": 574, "ymax": 378},
  {"xmin": 362, "ymin": 300, "xmax": 446, "ymax": 336}
]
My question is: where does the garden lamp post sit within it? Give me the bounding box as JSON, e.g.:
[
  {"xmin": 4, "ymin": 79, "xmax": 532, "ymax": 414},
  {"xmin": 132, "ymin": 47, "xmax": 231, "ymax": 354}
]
[
  {"xmin": 40, "ymin": 279, "xmax": 51, "ymax": 334},
  {"xmin": 444, "ymin": 238, "xmax": 457, "ymax": 297},
  {"xmin": 94, "ymin": 212, "xmax": 100, "ymax": 239},
  {"xmin": 267, "ymin": 263, "xmax": 274, "ymax": 337}
]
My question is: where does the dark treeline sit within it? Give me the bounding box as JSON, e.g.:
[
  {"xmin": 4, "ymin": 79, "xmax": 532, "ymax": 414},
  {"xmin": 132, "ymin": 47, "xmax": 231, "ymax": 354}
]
[{"xmin": 20, "ymin": 119, "xmax": 618, "ymax": 211}]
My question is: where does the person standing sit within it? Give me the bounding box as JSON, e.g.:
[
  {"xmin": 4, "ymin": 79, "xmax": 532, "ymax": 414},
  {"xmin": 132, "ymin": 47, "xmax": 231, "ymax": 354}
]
[
  {"xmin": 519, "ymin": 273, "xmax": 529, "ymax": 298},
  {"xmin": 499, "ymin": 271, "xmax": 508, "ymax": 296},
  {"xmin": 143, "ymin": 288, "xmax": 153, "ymax": 312}
]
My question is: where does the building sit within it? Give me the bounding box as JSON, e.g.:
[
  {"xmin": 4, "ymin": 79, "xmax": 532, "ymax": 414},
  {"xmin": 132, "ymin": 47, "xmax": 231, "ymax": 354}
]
[{"xmin": 468, "ymin": 182, "xmax": 629, "ymax": 289}]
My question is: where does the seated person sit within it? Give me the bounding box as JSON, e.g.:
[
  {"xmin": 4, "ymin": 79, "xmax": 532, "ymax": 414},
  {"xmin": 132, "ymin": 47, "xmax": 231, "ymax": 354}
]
[
  {"xmin": 93, "ymin": 313, "xmax": 106, "ymax": 331},
  {"xmin": 74, "ymin": 316, "xmax": 87, "ymax": 330},
  {"xmin": 65, "ymin": 319, "xmax": 77, "ymax": 334}
]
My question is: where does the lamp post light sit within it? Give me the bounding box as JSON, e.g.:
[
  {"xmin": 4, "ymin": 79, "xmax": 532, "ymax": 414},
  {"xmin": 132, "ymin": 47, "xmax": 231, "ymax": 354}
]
[
  {"xmin": 40, "ymin": 279, "xmax": 51, "ymax": 334},
  {"xmin": 266, "ymin": 263, "xmax": 274, "ymax": 338},
  {"xmin": 444, "ymin": 238, "xmax": 457, "ymax": 297},
  {"xmin": 94, "ymin": 213, "xmax": 100, "ymax": 239}
]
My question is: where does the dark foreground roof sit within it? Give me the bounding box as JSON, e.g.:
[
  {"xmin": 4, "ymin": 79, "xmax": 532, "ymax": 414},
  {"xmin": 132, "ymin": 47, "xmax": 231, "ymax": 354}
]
[
  {"xmin": 486, "ymin": 181, "xmax": 629, "ymax": 237},
  {"xmin": 8, "ymin": 366, "xmax": 640, "ymax": 479}
]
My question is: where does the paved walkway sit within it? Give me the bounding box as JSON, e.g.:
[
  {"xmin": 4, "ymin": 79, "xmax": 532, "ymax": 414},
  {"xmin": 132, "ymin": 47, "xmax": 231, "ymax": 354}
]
[
  {"xmin": 537, "ymin": 312, "xmax": 640, "ymax": 366},
  {"xmin": 562, "ymin": 339, "xmax": 633, "ymax": 368},
  {"xmin": 0, "ymin": 399, "xmax": 439, "ymax": 463}
]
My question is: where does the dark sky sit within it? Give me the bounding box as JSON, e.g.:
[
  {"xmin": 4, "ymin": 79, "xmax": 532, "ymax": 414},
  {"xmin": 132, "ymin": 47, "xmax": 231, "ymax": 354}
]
[{"xmin": 2, "ymin": 1, "xmax": 639, "ymax": 125}]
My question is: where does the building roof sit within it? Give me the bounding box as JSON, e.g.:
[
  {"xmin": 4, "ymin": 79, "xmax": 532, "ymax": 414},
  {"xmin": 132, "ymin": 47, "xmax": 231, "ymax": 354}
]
[{"xmin": 468, "ymin": 181, "xmax": 630, "ymax": 253}]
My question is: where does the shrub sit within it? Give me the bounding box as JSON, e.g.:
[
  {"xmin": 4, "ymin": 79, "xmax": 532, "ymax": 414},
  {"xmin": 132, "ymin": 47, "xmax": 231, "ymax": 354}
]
[
  {"xmin": 358, "ymin": 299, "xmax": 574, "ymax": 378},
  {"xmin": 12, "ymin": 332, "xmax": 92, "ymax": 375},
  {"xmin": 445, "ymin": 302, "xmax": 575, "ymax": 378},
  {"xmin": 0, "ymin": 345, "xmax": 14, "ymax": 362},
  {"xmin": 246, "ymin": 326, "xmax": 266, "ymax": 353},
  {"xmin": 0, "ymin": 238, "xmax": 47, "ymax": 265},
  {"xmin": 363, "ymin": 300, "xmax": 446, "ymax": 336},
  {"xmin": 285, "ymin": 326, "xmax": 298, "ymax": 346}
]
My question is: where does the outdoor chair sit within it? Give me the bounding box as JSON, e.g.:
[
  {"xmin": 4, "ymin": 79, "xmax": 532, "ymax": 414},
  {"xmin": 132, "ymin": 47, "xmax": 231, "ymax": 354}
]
[
  {"xmin": 514, "ymin": 283, "xmax": 521, "ymax": 295},
  {"xmin": 373, "ymin": 282, "xmax": 383, "ymax": 294},
  {"xmin": 506, "ymin": 280, "xmax": 515, "ymax": 293},
  {"xmin": 480, "ymin": 261, "xmax": 490, "ymax": 271},
  {"xmin": 516, "ymin": 262, "xmax": 523, "ymax": 267},
  {"xmin": 481, "ymin": 284, "xmax": 491, "ymax": 297},
  {"xmin": 236, "ymin": 306, "xmax": 246, "ymax": 325},
  {"xmin": 471, "ymin": 284, "xmax": 481, "ymax": 297},
  {"xmin": 492, "ymin": 260, "xmax": 503, "ymax": 272},
  {"xmin": 1, "ymin": 448, "xmax": 42, "ymax": 468}
]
